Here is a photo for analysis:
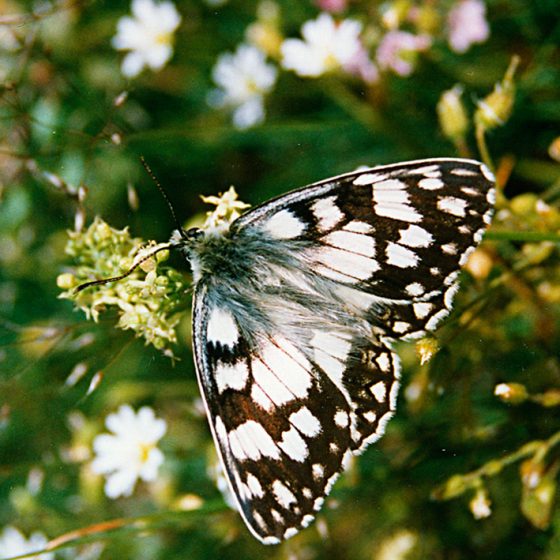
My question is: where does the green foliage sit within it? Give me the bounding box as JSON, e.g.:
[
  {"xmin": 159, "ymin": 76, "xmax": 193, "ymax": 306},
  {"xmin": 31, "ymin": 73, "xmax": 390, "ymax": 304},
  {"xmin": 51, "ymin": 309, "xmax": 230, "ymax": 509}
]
[{"xmin": 1, "ymin": 1, "xmax": 559, "ymax": 559}]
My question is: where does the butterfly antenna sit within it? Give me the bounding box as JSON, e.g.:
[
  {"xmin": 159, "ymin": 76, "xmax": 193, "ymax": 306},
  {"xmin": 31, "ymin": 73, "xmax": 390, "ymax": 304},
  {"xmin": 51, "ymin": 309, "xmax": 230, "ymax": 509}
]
[
  {"xmin": 140, "ymin": 156, "xmax": 186, "ymax": 238},
  {"xmin": 74, "ymin": 243, "xmax": 177, "ymax": 293}
]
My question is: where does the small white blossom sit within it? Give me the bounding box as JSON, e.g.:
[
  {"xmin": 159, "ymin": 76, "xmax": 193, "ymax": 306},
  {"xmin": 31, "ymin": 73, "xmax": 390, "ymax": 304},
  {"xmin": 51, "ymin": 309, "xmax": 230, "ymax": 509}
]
[
  {"xmin": 376, "ymin": 30, "xmax": 431, "ymax": 76},
  {"xmin": 470, "ymin": 488, "xmax": 492, "ymax": 519},
  {"xmin": 112, "ymin": 0, "xmax": 181, "ymax": 78},
  {"xmin": 91, "ymin": 405, "xmax": 167, "ymax": 498},
  {"xmin": 281, "ymin": 13, "xmax": 363, "ymax": 78},
  {"xmin": 209, "ymin": 44, "xmax": 277, "ymax": 129},
  {"xmin": 0, "ymin": 526, "xmax": 53, "ymax": 560},
  {"xmin": 448, "ymin": 0, "xmax": 490, "ymax": 53}
]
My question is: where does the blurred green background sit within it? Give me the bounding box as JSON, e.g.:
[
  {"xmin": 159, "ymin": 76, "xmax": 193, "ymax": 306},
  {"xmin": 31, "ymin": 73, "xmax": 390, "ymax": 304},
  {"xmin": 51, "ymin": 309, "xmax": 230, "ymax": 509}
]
[{"xmin": 1, "ymin": 0, "xmax": 560, "ymax": 558}]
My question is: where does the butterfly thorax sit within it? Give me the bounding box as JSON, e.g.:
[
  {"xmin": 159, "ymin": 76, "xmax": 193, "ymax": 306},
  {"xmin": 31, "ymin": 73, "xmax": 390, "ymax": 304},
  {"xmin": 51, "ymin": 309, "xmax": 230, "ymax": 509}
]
[{"xmin": 183, "ymin": 223, "xmax": 374, "ymax": 358}]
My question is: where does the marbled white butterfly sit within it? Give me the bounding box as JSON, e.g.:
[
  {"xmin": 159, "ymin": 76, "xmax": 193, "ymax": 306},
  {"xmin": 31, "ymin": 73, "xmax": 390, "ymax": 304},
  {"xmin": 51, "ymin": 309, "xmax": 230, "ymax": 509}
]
[{"xmin": 81, "ymin": 157, "xmax": 496, "ymax": 544}]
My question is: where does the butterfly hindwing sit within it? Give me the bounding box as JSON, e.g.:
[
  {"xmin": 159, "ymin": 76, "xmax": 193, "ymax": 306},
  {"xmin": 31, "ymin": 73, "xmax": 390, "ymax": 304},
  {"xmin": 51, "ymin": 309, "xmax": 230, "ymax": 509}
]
[
  {"xmin": 193, "ymin": 286, "xmax": 401, "ymax": 542},
  {"xmin": 189, "ymin": 158, "xmax": 495, "ymax": 543}
]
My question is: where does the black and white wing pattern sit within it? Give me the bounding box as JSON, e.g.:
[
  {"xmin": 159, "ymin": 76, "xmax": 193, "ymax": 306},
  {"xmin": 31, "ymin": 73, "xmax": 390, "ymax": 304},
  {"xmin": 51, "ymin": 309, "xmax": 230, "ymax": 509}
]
[{"xmin": 188, "ymin": 158, "xmax": 495, "ymax": 544}]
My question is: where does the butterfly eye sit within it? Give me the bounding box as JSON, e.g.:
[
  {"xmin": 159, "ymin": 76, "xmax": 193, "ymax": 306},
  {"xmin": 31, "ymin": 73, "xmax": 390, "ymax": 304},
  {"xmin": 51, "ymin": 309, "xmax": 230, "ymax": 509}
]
[{"xmin": 186, "ymin": 227, "xmax": 204, "ymax": 240}]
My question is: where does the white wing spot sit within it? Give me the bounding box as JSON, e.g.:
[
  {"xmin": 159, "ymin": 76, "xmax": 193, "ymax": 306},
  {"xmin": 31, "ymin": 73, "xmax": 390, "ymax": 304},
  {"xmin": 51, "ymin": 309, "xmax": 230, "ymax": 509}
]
[
  {"xmin": 323, "ymin": 230, "xmax": 376, "ymax": 258},
  {"xmin": 444, "ymin": 271, "xmax": 459, "ymax": 286},
  {"xmin": 343, "ymin": 220, "xmax": 373, "ymax": 234},
  {"xmin": 272, "ymin": 480, "xmax": 297, "ymax": 509},
  {"xmin": 441, "ymin": 243, "xmax": 458, "ymax": 255},
  {"xmin": 329, "ymin": 443, "xmax": 339, "ymax": 454},
  {"xmin": 302, "ymin": 488, "xmax": 313, "ymax": 499},
  {"xmin": 426, "ymin": 309, "xmax": 450, "ymax": 331},
  {"xmin": 392, "ymin": 321, "xmax": 410, "ymax": 334},
  {"xmin": 252, "ymin": 359, "xmax": 294, "ymax": 407},
  {"xmin": 438, "ymin": 196, "xmax": 468, "ymax": 217},
  {"xmin": 386, "ymin": 242, "xmax": 419, "ymax": 268},
  {"xmin": 373, "ymin": 180, "xmax": 422, "ymax": 223},
  {"xmin": 278, "ymin": 426, "xmax": 309, "ymax": 462},
  {"xmin": 430, "ymin": 267, "xmax": 441, "ymax": 276},
  {"xmin": 413, "ymin": 302, "xmax": 434, "ymax": 319},
  {"xmin": 461, "ymin": 186, "xmax": 479, "ymax": 197},
  {"xmin": 334, "ymin": 409, "xmax": 349, "ymax": 428},
  {"xmin": 252, "ymin": 340, "xmax": 313, "ymax": 407},
  {"xmin": 284, "ymin": 527, "xmax": 298, "ymax": 539},
  {"xmin": 315, "ymin": 265, "xmax": 360, "ymax": 284},
  {"xmin": 398, "ymin": 224, "xmax": 433, "ymax": 248},
  {"xmin": 263, "ymin": 209, "xmax": 305, "ymax": 239},
  {"xmin": 271, "ymin": 509, "xmax": 284, "ymax": 524},
  {"xmin": 474, "ymin": 227, "xmax": 486, "ymax": 243},
  {"xmin": 369, "ymin": 381, "xmax": 387, "ymax": 402},
  {"xmin": 353, "ymin": 172, "xmax": 383, "ymax": 185},
  {"xmin": 412, "ymin": 164, "xmax": 441, "ymax": 175},
  {"xmin": 451, "ymin": 167, "xmax": 477, "ymax": 177},
  {"xmin": 302, "ymin": 514, "xmax": 314, "ymax": 527},
  {"xmin": 418, "ymin": 177, "xmax": 444, "ymax": 190},
  {"xmin": 480, "ymin": 163, "xmax": 495, "ymax": 182},
  {"xmin": 229, "ymin": 420, "xmax": 280, "ymax": 461},
  {"xmin": 246, "ymin": 473, "xmax": 264, "ymax": 498},
  {"xmin": 250, "ymin": 383, "xmax": 275, "ymax": 411},
  {"xmin": 311, "ymin": 196, "xmax": 344, "ymax": 232},
  {"xmin": 405, "ymin": 282, "xmax": 425, "ymax": 297},
  {"xmin": 312, "ymin": 463, "xmax": 325, "ymax": 480},
  {"xmin": 444, "ymin": 284, "xmax": 460, "ymax": 308},
  {"xmin": 252, "ymin": 510, "xmax": 268, "ymax": 532},
  {"xmin": 363, "ymin": 411, "xmax": 377, "ymax": 423},
  {"xmin": 314, "ymin": 246, "xmax": 380, "ymax": 279},
  {"xmin": 314, "ymin": 497, "xmax": 325, "ymax": 510},
  {"xmin": 207, "ymin": 307, "xmax": 238, "ymax": 348},
  {"xmin": 289, "ymin": 407, "xmax": 321, "ymax": 437},
  {"xmin": 214, "ymin": 416, "xmax": 228, "ymax": 445},
  {"xmin": 215, "ymin": 361, "xmax": 249, "ymax": 393},
  {"xmin": 376, "ymin": 353, "xmax": 391, "ymax": 372},
  {"xmin": 483, "ymin": 209, "xmax": 493, "ymax": 225}
]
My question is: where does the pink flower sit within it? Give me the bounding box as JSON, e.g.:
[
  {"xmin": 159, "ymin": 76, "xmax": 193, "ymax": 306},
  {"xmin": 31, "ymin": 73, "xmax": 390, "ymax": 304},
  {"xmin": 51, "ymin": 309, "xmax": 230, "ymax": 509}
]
[
  {"xmin": 376, "ymin": 31, "xmax": 431, "ymax": 77},
  {"xmin": 315, "ymin": 0, "xmax": 348, "ymax": 13},
  {"xmin": 345, "ymin": 46, "xmax": 379, "ymax": 84},
  {"xmin": 448, "ymin": 0, "xmax": 490, "ymax": 53}
]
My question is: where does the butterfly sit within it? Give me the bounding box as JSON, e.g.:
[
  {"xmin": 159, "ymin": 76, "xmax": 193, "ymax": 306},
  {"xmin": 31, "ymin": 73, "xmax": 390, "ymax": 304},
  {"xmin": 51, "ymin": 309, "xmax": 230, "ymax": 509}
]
[
  {"xmin": 177, "ymin": 158, "xmax": 495, "ymax": 544},
  {"xmin": 79, "ymin": 157, "xmax": 495, "ymax": 544}
]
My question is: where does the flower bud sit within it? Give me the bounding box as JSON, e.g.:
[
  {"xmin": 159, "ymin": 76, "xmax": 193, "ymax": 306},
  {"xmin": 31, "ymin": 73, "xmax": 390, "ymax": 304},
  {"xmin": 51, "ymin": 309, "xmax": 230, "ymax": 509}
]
[
  {"xmin": 57, "ymin": 272, "xmax": 77, "ymax": 290},
  {"xmin": 494, "ymin": 382, "xmax": 528, "ymax": 404},
  {"xmin": 437, "ymin": 85, "xmax": 468, "ymax": 142},
  {"xmin": 475, "ymin": 55, "xmax": 520, "ymax": 131}
]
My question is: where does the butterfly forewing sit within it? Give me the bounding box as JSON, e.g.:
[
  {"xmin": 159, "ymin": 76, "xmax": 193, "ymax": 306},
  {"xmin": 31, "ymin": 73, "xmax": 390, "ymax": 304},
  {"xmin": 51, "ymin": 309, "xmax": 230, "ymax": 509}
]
[{"xmin": 190, "ymin": 158, "xmax": 495, "ymax": 543}]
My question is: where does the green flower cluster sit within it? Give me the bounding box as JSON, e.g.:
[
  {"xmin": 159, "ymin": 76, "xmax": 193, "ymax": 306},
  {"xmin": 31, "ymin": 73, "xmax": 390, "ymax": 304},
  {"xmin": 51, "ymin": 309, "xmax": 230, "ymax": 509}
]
[{"xmin": 57, "ymin": 217, "xmax": 188, "ymax": 354}]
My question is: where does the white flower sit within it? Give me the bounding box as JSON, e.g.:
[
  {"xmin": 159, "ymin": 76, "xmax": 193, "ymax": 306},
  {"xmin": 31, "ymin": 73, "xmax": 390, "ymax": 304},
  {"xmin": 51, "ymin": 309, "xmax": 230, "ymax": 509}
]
[
  {"xmin": 376, "ymin": 30, "xmax": 431, "ymax": 76},
  {"xmin": 112, "ymin": 0, "xmax": 181, "ymax": 78},
  {"xmin": 0, "ymin": 526, "xmax": 53, "ymax": 560},
  {"xmin": 281, "ymin": 13, "xmax": 363, "ymax": 78},
  {"xmin": 209, "ymin": 44, "xmax": 277, "ymax": 129},
  {"xmin": 91, "ymin": 405, "xmax": 167, "ymax": 498},
  {"xmin": 448, "ymin": 0, "xmax": 490, "ymax": 53},
  {"xmin": 469, "ymin": 488, "xmax": 492, "ymax": 519}
]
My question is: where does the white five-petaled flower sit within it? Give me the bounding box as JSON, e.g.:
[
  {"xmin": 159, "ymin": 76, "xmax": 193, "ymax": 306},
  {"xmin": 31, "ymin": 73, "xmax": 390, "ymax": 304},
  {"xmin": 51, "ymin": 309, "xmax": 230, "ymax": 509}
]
[
  {"xmin": 447, "ymin": 0, "xmax": 490, "ymax": 53},
  {"xmin": 281, "ymin": 13, "xmax": 364, "ymax": 78},
  {"xmin": 91, "ymin": 405, "xmax": 167, "ymax": 498},
  {"xmin": 209, "ymin": 44, "xmax": 278, "ymax": 129},
  {"xmin": 0, "ymin": 526, "xmax": 53, "ymax": 560},
  {"xmin": 112, "ymin": 0, "xmax": 181, "ymax": 78},
  {"xmin": 376, "ymin": 30, "xmax": 431, "ymax": 76}
]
